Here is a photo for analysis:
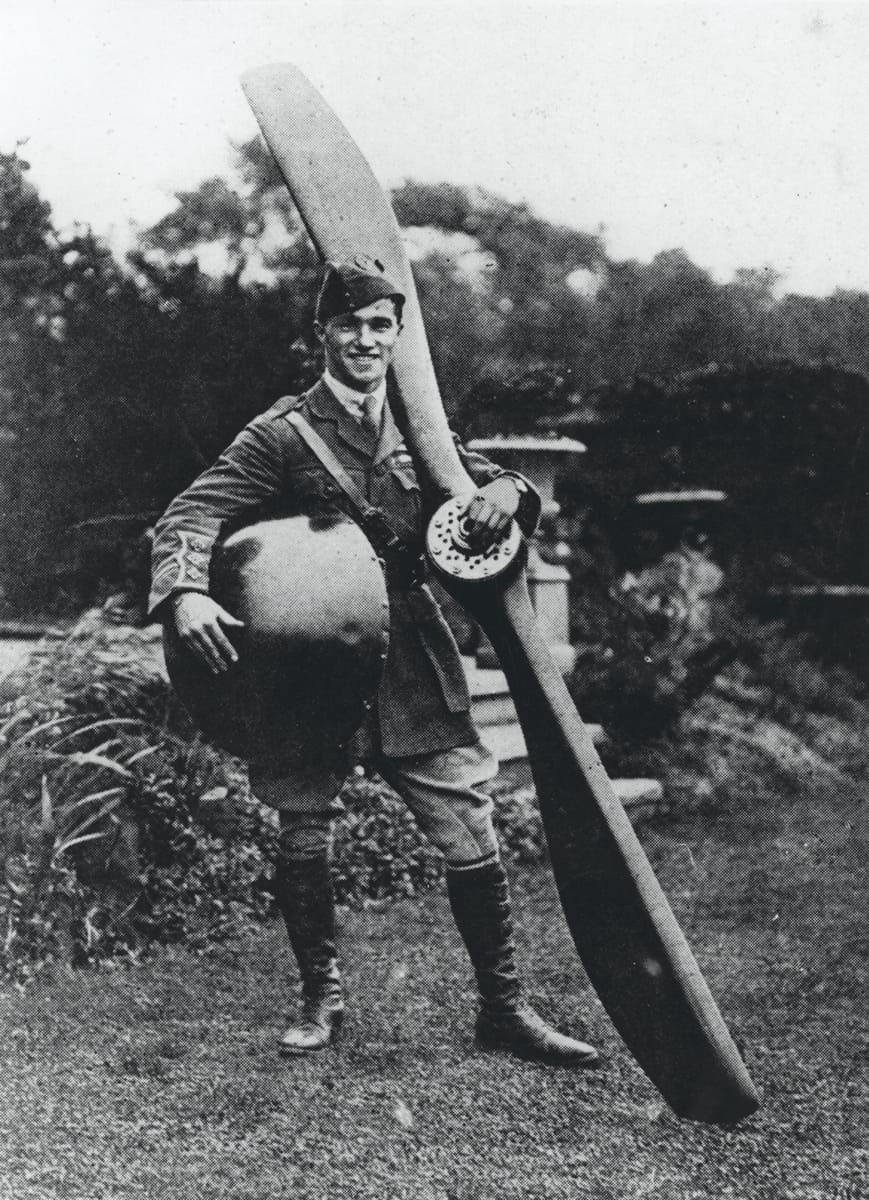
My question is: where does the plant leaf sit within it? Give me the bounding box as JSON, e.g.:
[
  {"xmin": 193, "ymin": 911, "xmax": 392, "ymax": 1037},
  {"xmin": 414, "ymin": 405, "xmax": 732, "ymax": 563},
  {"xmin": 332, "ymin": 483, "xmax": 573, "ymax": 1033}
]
[
  {"xmin": 67, "ymin": 752, "xmax": 133, "ymax": 778},
  {"xmin": 40, "ymin": 776, "xmax": 54, "ymax": 834},
  {"xmin": 51, "ymin": 718, "xmax": 145, "ymax": 748}
]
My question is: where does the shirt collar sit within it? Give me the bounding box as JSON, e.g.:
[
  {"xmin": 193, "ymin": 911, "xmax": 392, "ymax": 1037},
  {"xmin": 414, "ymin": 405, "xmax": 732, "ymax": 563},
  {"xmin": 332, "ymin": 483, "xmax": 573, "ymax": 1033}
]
[{"xmin": 323, "ymin": 370, "xmax": 387, "ymax": 424}]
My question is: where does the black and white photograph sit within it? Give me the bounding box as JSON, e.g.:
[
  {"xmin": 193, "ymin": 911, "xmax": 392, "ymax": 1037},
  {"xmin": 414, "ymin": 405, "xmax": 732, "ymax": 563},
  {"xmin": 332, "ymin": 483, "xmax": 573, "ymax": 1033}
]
[{"xmin": 0, "ymin": 2, "xmax": 866, "ymax": 1197}]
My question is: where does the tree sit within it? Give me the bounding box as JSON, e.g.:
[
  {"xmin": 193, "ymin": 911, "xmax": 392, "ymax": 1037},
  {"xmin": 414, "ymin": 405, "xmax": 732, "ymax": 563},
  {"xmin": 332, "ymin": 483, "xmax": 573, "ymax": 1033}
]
[
  {"xmin": 0, "ymin": 145, "xmax": 78, "ymax": 607},
  {"xmin": 558, "ymin": 362, "xmax": 869, "ymax": 590},
  {"xmin": 392, "ymin": 181, "xmax": 604, "ymax": 408},
  {"xmin": 6, "ymin": 136, "xmax": 869, "ymax": 616},
  {"xmin": 140, "ymin": 136, "xmax": 318, "ymax": 286}
]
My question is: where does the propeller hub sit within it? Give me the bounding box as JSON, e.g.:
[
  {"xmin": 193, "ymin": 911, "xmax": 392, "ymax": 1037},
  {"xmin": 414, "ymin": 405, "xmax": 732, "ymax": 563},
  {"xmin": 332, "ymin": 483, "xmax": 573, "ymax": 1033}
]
[{"xmin": 425, "ymin": 496, "xmax": 522, "ymax": 583}]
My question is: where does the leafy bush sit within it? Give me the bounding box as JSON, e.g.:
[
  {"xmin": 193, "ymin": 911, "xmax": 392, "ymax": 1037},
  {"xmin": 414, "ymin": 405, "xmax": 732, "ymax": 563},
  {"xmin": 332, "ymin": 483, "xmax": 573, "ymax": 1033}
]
[
  {"xmin": 568, "ymin": 562, "xmax": 740, "ymax": 741},
  {"xmin": 744, "ymin": 624, "xmax": 859, "ymax": 707},
  {"xmin": 9, "ymin": 597, "xmax": 864, "ymax": 985},
  {"xmin": 0, "ymin": 615, "xmax": 272, "ymax": 982},
  {"xmin": 490, "ymin": 784, "xmax": 547, "ymax": 863},
  {"xmin": 563, "ymin": 362, "xmax": 869, "ymax": 593},
  {"xmin": 0, "ymin": 612, "xmax": 549, "ymax": 982}
]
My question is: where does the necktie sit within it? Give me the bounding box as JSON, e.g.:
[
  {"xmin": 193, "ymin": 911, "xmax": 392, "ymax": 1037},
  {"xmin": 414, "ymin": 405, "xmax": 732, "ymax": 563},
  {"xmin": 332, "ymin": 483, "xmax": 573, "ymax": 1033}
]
[{"xmin": 361, "ymin": 393, "xmax": 381, "ymax": 441}]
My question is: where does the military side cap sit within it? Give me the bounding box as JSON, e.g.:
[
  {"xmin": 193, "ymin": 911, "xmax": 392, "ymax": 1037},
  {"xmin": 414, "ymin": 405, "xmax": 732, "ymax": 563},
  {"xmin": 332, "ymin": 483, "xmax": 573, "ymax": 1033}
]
[{"xmin": 315, "ymin": 255, "xmax": 405, "ymax": 325}]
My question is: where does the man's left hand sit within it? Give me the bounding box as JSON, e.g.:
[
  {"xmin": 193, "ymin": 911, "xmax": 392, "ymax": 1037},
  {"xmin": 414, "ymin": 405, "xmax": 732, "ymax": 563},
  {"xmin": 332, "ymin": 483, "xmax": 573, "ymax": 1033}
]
[{"xmin": 461, "ymin": 477, "xmax": 521, "ymax": 552}]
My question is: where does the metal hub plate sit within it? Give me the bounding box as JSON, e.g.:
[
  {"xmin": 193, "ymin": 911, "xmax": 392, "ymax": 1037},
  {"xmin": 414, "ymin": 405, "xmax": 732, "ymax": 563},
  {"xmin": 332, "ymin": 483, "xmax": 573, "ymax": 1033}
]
[{"xmin": 425, "ymin": 496, "xmax": 522, "ymax": 582}]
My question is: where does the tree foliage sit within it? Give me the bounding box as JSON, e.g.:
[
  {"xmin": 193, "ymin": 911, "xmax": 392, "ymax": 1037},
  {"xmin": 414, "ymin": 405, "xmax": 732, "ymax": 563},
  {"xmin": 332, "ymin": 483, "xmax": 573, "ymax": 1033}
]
[
  {"xmin": 562, "ymin": 361, "xmax": 869, "ymax": 588},
  {"xmin": 3, "ymin": 139, "xmax": 869, "ymax": 611}
]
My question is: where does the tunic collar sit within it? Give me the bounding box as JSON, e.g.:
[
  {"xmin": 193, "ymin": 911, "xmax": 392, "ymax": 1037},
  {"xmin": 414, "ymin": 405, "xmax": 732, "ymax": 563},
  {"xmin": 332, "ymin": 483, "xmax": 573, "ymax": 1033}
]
[
  {"xmin": 323, "ymin": 370, "xmax": 387, "ymax": 426},
  {"xmin": 302, "ymin": 376, "xmax": 404, "ymax": 465}
]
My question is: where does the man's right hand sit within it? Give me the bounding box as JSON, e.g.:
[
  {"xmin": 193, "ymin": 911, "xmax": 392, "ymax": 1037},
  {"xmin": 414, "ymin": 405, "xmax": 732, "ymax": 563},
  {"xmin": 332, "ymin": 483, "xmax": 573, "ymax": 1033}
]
[{"xmin": 171, "ymin": 592, "xmax": 245, "ymax": 675}]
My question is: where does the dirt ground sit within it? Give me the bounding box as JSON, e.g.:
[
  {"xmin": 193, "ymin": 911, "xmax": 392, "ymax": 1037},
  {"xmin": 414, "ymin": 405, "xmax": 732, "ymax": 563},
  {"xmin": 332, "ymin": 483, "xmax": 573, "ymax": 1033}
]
[{"xmin": 0, "ymin": 723, "xmax": 866, "ymax": 1200}]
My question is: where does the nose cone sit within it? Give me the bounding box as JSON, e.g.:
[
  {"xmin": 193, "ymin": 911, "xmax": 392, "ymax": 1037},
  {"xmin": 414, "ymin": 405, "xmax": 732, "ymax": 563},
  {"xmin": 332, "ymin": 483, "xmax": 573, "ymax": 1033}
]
[{"xmin": 164, "ymin": 514, "xmax": 390, "ymax": 770}]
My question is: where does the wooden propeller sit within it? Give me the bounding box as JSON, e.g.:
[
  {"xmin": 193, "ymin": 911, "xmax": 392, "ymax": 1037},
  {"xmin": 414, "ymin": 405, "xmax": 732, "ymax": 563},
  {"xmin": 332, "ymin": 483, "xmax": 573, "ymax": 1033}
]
[{"xmin": 240, "ymin": 63, "xmax": 759, "ymax": 1124}]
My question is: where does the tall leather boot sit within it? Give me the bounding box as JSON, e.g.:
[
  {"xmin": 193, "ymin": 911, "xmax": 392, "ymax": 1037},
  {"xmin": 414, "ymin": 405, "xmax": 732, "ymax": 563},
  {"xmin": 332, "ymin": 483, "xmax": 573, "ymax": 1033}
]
[
  {"xmin": 273, "ymin": 851, "xmax": 344, "ymax": 1055},
  {"xmin": 445, "ymin": 857, "xmax": 600, "ymax": 1068}
]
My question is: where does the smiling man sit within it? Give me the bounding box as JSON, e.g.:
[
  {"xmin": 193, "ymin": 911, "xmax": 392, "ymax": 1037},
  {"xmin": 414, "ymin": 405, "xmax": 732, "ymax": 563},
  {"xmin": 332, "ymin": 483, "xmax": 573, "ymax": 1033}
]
[
  {"xmin": 149, "ymin": 257, "xmax": 599, "ymax": 1068},
  {"xmin": 320, "ymin": 295, "xmax": 397, "ymax": 393}
]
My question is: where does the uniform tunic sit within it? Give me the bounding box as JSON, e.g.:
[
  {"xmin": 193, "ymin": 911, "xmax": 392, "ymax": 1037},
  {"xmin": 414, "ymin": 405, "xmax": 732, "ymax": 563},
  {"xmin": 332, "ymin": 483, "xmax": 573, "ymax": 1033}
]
[{"xmin": 149, "ymin": 379, "xmax": 540, "ymax": 760}]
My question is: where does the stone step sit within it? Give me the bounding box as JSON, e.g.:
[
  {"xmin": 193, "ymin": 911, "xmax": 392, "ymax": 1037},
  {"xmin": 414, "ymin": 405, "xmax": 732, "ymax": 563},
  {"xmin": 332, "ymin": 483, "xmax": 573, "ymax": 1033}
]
[
  {"xmin": 467, "ymin": 662, "xmax": 514, "ymax": 727},
  {"xmin": 468, "ymin": 655, "xmax": 605, "ymax": 737},
  {"xmin": 465, "ymin": 662, "xmax": 510, "ymax": 697},
  {"xmin": 466, "ymin": 660, "xmax": 584, "ymax": 700},
  {"xmin": 480, "ymin": 721, "xmax": 663, "ymax": 816},
  {"xmin": 612, "ymin": 777, "xmax": 665, "ymax": 809},
  {"xmin": 466, "ymin": 660, "xmax": 602, "ymax": 734},
  {"xmin": 479, "ymin": 719, "xmax": 605, "ymax": 763},
  {"xmin": 478, "ymin": 720, "xmax": 527, "ymax": 763},
  {"xmin": 473, "ymin": 690, "xmax": 519, "ymax": 727}
]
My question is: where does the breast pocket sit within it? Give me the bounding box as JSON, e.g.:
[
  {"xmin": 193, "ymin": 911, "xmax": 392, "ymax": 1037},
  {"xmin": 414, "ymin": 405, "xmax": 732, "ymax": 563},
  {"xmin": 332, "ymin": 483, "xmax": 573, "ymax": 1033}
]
[
  {"xmin": 286, "ymin": 468, "xmax": 353, "ymax": 524},
  {"xmin": 293, "ymin": 467, "xmax": 336, "ymax": 500}
]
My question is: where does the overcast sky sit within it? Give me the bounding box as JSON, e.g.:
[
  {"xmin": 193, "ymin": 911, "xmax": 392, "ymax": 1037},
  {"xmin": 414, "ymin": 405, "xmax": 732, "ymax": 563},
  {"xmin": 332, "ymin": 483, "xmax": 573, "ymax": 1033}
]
[{"xmin": 2, "ymin": 0, "xmax": 866, "ymax": 297}]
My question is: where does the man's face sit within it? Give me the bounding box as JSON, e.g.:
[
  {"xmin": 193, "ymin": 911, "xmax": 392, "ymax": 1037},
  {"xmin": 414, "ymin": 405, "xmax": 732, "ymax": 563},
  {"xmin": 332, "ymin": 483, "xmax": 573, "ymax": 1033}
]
[{"xmin": 315, "ymin": 298, "xmax": 401, "ymax": 393}]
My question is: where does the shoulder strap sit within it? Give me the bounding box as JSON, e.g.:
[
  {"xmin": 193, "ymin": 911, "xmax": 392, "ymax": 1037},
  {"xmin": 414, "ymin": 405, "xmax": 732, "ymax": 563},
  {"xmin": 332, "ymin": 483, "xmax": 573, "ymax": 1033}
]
[{"xmin": 285, "ymin": 410, "xmax": 403, "ymax": 551}]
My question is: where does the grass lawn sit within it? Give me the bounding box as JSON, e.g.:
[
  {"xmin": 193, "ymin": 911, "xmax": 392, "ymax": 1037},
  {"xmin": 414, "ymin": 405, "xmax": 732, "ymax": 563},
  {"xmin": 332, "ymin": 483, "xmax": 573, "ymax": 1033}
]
[{"xmin": 1, "ymin": 755, "xmax": 866, "ymax": 1200}]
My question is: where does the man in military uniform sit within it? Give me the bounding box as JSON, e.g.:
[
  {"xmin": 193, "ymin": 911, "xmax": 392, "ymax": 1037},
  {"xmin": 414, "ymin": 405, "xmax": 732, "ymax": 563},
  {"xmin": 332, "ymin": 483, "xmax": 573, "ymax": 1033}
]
[{"xmin": 150, "ymin": 259, "xmax": 599, "ymax": 1068}]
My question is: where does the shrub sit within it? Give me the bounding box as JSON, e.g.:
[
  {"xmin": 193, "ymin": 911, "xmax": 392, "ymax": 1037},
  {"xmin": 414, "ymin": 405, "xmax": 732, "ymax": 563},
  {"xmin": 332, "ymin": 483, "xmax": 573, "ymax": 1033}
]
[
  {"xmin": 331, "ymin": 773, "xmax": 443, "ymax": 904},
  {"xmin": 568, "ymin": 561, "xmax": 740, "ymax": 741},
  {"xmin": 0, "ymin": 612, "xmax": 548, "ymax": 982},
  {"xmin": 0, "ymin": 616, "xmax": 270, "ymax": 982},
  {"xmin": 739, "ymin": 620, "xmax": 869, "ymax": 724}
]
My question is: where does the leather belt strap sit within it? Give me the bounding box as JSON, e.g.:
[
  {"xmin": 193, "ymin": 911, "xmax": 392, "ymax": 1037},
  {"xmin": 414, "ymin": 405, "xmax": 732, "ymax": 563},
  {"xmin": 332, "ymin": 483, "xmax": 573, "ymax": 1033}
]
[{"xmin": 285, "ymin": 409, "xmax": 404, "ymax": 552}]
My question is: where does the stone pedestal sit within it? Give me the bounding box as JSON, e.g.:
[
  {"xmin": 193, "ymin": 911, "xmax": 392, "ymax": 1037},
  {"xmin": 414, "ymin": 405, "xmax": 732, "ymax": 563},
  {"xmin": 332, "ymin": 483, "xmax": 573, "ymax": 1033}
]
[
  {"xmin": 468, "ymin": 435, "xmax": 586, "ymax": 672},
  {"xmin": 632, "ymin": 490, "xmax": 728, "ymax": 562}
]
